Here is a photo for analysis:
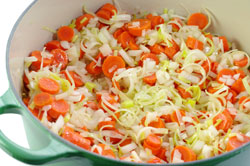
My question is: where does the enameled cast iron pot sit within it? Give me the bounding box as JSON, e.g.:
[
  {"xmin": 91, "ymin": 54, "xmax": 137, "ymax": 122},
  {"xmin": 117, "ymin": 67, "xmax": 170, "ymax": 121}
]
[{"xmin": 0, "ymin": 0, "xmax": 250, "ymax": 165}]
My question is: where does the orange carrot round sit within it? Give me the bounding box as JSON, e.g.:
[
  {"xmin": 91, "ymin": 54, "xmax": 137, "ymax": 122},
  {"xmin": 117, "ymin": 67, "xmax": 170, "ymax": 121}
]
[
  {"xmin": 226, "ymin": 134, "xmax": 250, "ymax": 151},
  {"xmin": 147, "ymin": 157, "xmax": 163, "ymax": 164},
  {"xmin": 127, "ymin": 19, "xmax": 151, "ymax": 36},
  {"xmin": 98, "ymin": 121, "xmax": 116, "ymax": 130},
  {"xmin": 219, "ymin": 36, "xmax": 229, "ymax": 52},
  {"xmin": 216, "ymin": 68, "xmax": 235, "ymax": 83},
  {"xmin": 38, "ymin": 77, "xmax": 60, "ymax": 94},
  {"xmin": 75, "ymin": 14, "xmax": 94, "ymax": 31},
  {"xmin": 143, "ymin": 73, "xmax": 157, "ymax": 86},
  {"xmin": 187, "ymin": 13, "xmax": 208, "ymax": 29},
  {"xmin": 151, "ymin": 16, "xmax": 164, "ymax": 29},
  {"xmin": 234, "ymin": 56, "xmax": 248, "ymax": 67},
  {"xmin": 117, "ymin": 31, "xmax": 134, "ymax": 49},
  {"xmin": 186, "ymin": 36, "xmax": 204, "ymax": 50},
  {"xmin": 30, "ymin": 50, "xmax": 53, "ymax": 71},
  {"xmin": 164, "ymin": 40, "xmax": 180, "ymax": 59},
  {"xmin": 170, "ymin": 110, "xmax": 186, "ymax": 125},
  {"xmin": 57, "ymin": 26, "xmax": 74, "ymax": 42},
  {"xmin": 48, "ymin": 99, "xmax": 69, "ymax": 119},
  {"xmin": 61, "ymin": 70, "xmax": 84, "ymax": 87},
  {"xmin": 62, "ymin": 126, "xmax": 91, "ymax": 150},
  {"xmin": 176, "ymin": 86, "xmax": 192, "ymax": 99},
  {"xmin": 140, "ymin": 53, "xmax": 159, "ymax": 65},
  {"xmin": 171, "ymin": 145, "xmax": 197, "ymax": 162},
  {"xmin": 34, "ymin": 92, "xmax": 53, "ymax": 107},
  {"xmin": 150, "ymin": 44, "xmax": 165, "ymax": 54},
  {"xmin": 51, "ymin": 48, "xmax": 68, "ymax": 70},
  {"xmin": 96, "ymin": 9, "xmax": 112, "ymax": 20},
  {"xmin": 102, "ymin": 56, "xmax": 126, "ymax": 78},
  {"xmin": 44, "ymin": 40, "xmax": 62, "ymax": 51},
  {"xmin": 86, "ymin": 61, "xmax": 102, "ymax": 75},
  {"xmin": 213, "ymin": 110, "xmax": 233, "ymax": 132}
]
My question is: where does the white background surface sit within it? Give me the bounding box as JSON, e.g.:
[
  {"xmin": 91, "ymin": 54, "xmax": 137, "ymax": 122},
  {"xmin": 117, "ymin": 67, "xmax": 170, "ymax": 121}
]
[{"xmin": 0, "ymin": 0, "xmax": 33, "ymax": 165}]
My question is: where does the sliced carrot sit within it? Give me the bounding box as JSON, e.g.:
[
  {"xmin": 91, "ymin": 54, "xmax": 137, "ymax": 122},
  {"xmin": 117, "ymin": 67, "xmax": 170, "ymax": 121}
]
[
  {"xmin": 171, "ymin": 145, "xmax": 197, "ymax": 162},
  {"xmin": 120, "ymin": 138, "xmax": 132, "ymax": 147},
  {"xmin": 144, "ymin": 133, "xmax": 161, "ymax": 148},
  {"xmin": 234, "ymin": 56, "xmax": 248, "ymax": 68},
  {"xmin": 219, "ymin": 36, "xmax": 229, "ymax": 52},
  {"xmin": 216, "ymin": 68, "xmax": 235, "ymax": 84},
  {"xmin": 44, "ymin": 40, "xmax": 62, "ymax": 51},
  {"xmin": 146, "ymin": 13, "xmax": 153, "ymax": 20},
  {"xmin": 143, "ymin": 73, "xmax": 157, "ymax": 86},
  {"xmin": 98, "ymin": 3, "xmax": 117, "ymax": 16},
  {"xmin": 113, "ymin": 28, "xmax": 124, "ymax": 39},
  {"xmin": 226, "ymin": 89, "xmax": 237, "ymax": 104},
  {"xmin": 160, "ymin": 114, "xmax": 172, "ymax": 123},
  {"xmin": 34, "ymin": 92, "xmax": 53, "ymax": 107},
  {"xmin": 239, "ymin": 96, "xmax": 248, "ymax": 105},
  {"xmin": 150, "ymin": 44, "xmax": 165, "ymax": 54},
  {"xmin": 62, "ymin": 126, "xmax": 91, "ymax": 150},
  {"xmin": 98, "ymin": 121, "xmax": 116, "ymax": 130},
  {"xmin": 156, "ymin": 147, "xmax": 167, "ymax": 162},
  {"xmin": 235, "ymin": 69, "xmax": 246, "ymax": 78},
  {"xmin": 224, "ymin": 108, "xmax": 236, "ymax": 120},
  {"xmin": 147, "ymin": 157, "xmax": 163, "ymax": 164},
  {"xmin": 57, "ymin": 26, "xmax": 74, "ymax": 42},
  {"xmin": 93, "ymin": 144, "xmax": 116, "ymax": 158},
  {"xmin": 102, "ymin": 56, "xmax": 126, "ymax": 78},
  {"xmin": 139, "ymin": 52, "xmax": 159, "ymax": 65},
  {"xmin": 231, "ymin": 78, "xmax": 245, "ymax": 94},
  {"xmin": 213, "ymin": 110, "xmax": 233, "ymax": 132},
  {"xmin": 176, "ymin": 86, "xmax": 192, "ymax": 99},
  {"xmin": 170, "ymin": 17, "xmax": 183, "ymax": 32},
  {"xmin": 75, "ymin": 14, "xmax": 94, "ymax": 31},
  {"xmin": 170, "ymin": 110, "xmax": 186, "ymax": 125},
  {"xmin": 84, "ymin": 101, "xmax": 99, "ymax": 110},
  {"xmin": 143, "ymin": 134, "xmax": 161, "ymax": 155},
  {"xmin": 98, "ymin": 93, "xmax": 118, "ymax": 112},
  {"xmin": 51, "ymin": 48, "xmax": 68, "ymax": 70},
  {"xmin": 226, "ymin": 134, "xmax": 250, "ymax": 151},
  {"xmin": 151, "ymin": 16, "xmax": 164, "ymax": 29},
  {"xmin": 73, "ymin": 95, "xmax": 85, "ymax": 104},
  {"xmin": 117, "ymin": 31, "xmax": 135, "ymax": 49},
  {"xmin": 127, "ymin": 19, "xmax": 151, "ymax": 37},
  {"xmin": 30, "ymin": 50, "xmax": 53, "ymax": 71},
  {"xmin": 164, "ymin": 40, "xmax": 180, "ymax": 59},
  {"xmin": 128, "ymin": 40, "xmax": 139, "ymax": 50},
  {"xmin": 48, "ymin": 99, "xmax": 69, "ymax": 119},
  {"xmin": 186, "ymin": 36, "xmax": 204, "ymax": 50},
  {"xmin": 38, "ymin": 77, "xmax": 60, "ymax": 94},
  {"xmin": 96, "ymin": 9, "xmax": 111, "ymax": 20},
  {"xmin": 187, "ymin": 13, "xmax": 208, "ymax": 29},
  {"xmin": 86, "ymin": 61, "xmax": 102, "ymax": 75},
  {"xmin": 141, "ymin": 117, "xmax": 165, "ymax": 128},
  {"xmin": 211, "ymin": 61, "xmax": 219, "ymax": 74},
  {"xmin": 201, "ymin": 60, "xmax": 210, "ymax": 73},
  {"xmin": 239, "ymin": 96, "xmax": 250, "ymax": 109},
  {"xmin": 61, "ymin": 70, "xmax": 84, "ymax": 87}
]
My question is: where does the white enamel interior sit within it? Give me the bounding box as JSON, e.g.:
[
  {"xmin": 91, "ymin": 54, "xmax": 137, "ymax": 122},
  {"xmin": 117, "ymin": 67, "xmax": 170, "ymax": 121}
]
[{"xmin": 8, "ymin": 0, "xmax": 250, "ymax": 95}]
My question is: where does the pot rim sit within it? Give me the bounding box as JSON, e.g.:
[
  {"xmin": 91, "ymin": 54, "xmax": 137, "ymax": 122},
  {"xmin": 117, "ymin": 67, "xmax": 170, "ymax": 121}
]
[{"xmin": 5, "ymin": 0, "xmax": 250, "ymax": 165}]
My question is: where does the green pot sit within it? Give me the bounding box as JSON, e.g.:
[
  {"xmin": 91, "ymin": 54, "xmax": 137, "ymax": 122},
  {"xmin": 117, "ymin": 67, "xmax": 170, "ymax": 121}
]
[{"xmin": 0, "ymin": 0, "xmax": 250, "ymax": 165}]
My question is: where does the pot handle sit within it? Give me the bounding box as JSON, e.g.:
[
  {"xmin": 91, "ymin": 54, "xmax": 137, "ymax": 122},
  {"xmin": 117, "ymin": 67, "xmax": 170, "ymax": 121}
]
[{"xmin": 0, "ymin": 89, "xmax": 78, "ymax": 165}]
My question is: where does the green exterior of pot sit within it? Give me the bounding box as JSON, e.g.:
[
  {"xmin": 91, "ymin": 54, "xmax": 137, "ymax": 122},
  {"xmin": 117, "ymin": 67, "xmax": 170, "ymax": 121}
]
[
  {"xmin": 1, "ymin": 88, "xmax": 250, "ymax": 166},
  {"xmin": 1, "ymin": 0, "xmax": 250, "ymax": 165}
]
